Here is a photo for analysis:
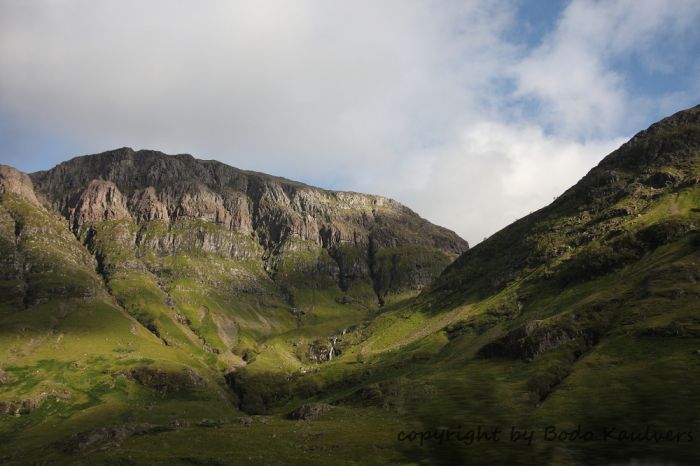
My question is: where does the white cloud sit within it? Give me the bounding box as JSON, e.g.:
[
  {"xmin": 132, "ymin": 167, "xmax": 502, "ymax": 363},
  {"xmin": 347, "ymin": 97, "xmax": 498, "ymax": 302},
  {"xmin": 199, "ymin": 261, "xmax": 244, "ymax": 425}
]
[
  {"xmin": 0, "ymin": 0, "xmax": 513, "ymax": 173},
  {"xmin": 377, "ymin": 123, "xmax": 625, "ymax": 243},
  {"xmin": 0, "ymin": 0, "xmax": 699, "ymax": 245},
  {"xmin": 513, "ymin": 0, "xmax": 700, "ymax": 138}
]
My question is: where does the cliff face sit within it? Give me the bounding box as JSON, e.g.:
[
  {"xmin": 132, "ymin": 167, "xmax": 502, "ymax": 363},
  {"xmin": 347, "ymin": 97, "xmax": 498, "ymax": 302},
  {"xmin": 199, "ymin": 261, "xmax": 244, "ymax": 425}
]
[
  {"xmin": 0, "ymin": 165, "xmax": 40, "ymax": 206},
  {"xmin": 28, "ymin": 148, "xmax": 467, "ymax": 301}
]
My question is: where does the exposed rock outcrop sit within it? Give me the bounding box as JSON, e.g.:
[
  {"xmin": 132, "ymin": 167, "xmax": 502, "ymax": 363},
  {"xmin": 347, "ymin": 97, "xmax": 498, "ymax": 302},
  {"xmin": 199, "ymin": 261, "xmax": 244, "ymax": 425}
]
[
  {"xmin": 70, "ymin": 179, "xmax": 131, "ymax": 230},
  {"xmin": 26, "ymin": 148, "xmax": 468, "ymax": 297},
  {"xmin": 29, "ymin": 148, "xmax": 466, "ymax": 254},
  {"xmin": 59, "ymin": 423, "xmax": 161, "ymax": 453},
  {"xmin": 478, "ymin": 320, "xmax": 583, "ymax": 361},
  {"xmin": 122, "ymin": 366, "xmax": 205, "ymax": 394},
  {"xmin": 0, "ymin": 165, "xmax": 40, "ymax": 206},
  {"xmin": 287, "ymin": 402, "xmax": 334, "ymax": 420},
  {"xmin": 128, "ymin": 186, "xmax": 169, "ymax": 222}
]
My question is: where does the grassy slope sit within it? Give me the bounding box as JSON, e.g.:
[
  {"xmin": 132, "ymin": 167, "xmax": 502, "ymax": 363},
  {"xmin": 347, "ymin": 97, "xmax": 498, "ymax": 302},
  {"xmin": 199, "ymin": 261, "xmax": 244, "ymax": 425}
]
[
  {"xmin": 2, "ymin": 108, "xmax": 700, "ymax": 465},
  {"xmin": 3, "ymin": 186, "xmax": 699, "ymax": 465},
  {"xmin": 0, "ymin": 195, "xmax": 237, "ymax": 463},
  {"xmin": 94, "ymin": 118, "xmax": 698, "ymax": 465},
  {"xmin": 0, "ymin": 192, "xmax": 395, "ymax": 465}
]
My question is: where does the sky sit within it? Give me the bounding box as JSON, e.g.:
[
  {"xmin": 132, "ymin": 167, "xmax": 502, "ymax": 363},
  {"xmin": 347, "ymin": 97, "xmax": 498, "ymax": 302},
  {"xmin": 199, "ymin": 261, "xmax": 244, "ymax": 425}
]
[{"xmin": 1, "ymin": 0, "xmax": 699, "ymax": 245}]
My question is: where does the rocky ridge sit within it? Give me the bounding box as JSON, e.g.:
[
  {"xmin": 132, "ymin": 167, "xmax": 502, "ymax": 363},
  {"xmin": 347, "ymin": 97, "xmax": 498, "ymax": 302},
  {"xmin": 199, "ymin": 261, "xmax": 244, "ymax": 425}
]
[{"xmin": 25, "ymin": 148, "xmax": 467, "ymax": 300}]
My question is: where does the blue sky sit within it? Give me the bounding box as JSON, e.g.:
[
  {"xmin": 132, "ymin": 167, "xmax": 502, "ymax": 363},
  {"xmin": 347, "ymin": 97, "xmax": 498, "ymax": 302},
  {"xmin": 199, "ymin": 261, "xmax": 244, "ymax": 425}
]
[
  {"xmin": 1, "ymin": 0, "xmax": 699, "ymax": 244},
  {"xmin": 511, "ymin": 1, "xmax": 567, "ymax": 47}
]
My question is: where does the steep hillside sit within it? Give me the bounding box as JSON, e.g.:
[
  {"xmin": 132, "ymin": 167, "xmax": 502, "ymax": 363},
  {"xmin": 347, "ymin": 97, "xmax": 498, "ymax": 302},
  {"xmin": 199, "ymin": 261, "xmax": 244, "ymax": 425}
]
[
  {"xmin": 277, "ymin": 103, "xmax": 699, "ymax": 465},
  {"xmin": 0, "ymin": 166, "xmax": 237, "ymax": 463},
  {"xmin": 25, "ymin": 149, "xmax": 465, "ymax": 368},
  {"xmin": 173, "ymin": 105, "xmax": 699, "ymax": 465},
  {"xmin": 427, "ymin": 103, "xmax": 700, "ymax": 308},
  {"xmin": 0, "ymin": 151, "xmax": 466, "ymax": 465},
  {"xmin": 2, "ymin": 105, "xmax": 699, "ymax": 466}
]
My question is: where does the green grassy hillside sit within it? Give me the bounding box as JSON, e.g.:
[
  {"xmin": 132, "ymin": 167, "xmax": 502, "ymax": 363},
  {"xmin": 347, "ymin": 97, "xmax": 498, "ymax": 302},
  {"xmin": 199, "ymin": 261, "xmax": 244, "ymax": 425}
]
[{"xmin": 1, "ymin": 105, "xmax": 700, "ymax": 465}]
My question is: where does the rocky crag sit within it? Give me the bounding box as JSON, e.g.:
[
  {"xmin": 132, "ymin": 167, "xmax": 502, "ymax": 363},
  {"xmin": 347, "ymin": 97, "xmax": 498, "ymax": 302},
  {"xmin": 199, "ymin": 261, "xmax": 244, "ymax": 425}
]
[
  {"xmin": 1, "ymin": 150, "xmax": 466, "ymax": 378},
  {"xmin": 29, "ymin": 148, "xmax": 466, "ymax": 302}
]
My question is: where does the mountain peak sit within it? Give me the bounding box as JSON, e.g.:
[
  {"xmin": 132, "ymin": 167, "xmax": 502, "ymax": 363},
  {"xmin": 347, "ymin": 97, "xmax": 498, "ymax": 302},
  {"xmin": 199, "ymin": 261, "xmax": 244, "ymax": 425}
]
[
  {"xmin": 23, "ymin": 149, "xmax": 467, "ymax": 303},
  {"xmin": 0, "ymin": 164, "xmax": 40, "ymax": 206},
  {"xmin": 600, "ymin": 103, "xmax": 700, "ymax": 173},
  {"xmin": 427, "ymin": 103, "xmax": 700, "ymax": 307}
]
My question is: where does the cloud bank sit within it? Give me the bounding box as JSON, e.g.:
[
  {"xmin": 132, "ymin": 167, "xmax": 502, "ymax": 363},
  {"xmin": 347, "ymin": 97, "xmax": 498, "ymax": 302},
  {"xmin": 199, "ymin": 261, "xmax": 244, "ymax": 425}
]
[{"xmin": 1, "ymin": 0, "xmax": 699, "ymax": 244}]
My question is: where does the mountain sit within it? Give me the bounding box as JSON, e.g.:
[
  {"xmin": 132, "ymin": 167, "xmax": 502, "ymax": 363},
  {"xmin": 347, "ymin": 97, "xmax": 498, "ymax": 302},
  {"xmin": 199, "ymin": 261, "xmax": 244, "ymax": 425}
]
[
  {"xmin": 1, "ymin": 105, "xmax": 699, "ymax": 465},
  {"xmin": 428, "ymin": 103, "xmax": 700, "ymax": 307},
  {"xmin": 0, "ymin": 148, "xmax": 466, "ymax": 464},
  {"xmin": 31, "ymin": 147, "xmax": 466, "ymax": 299},
  {"xmin": 2, "ymin": 148, "xmax": 466, "ymax": 363}
]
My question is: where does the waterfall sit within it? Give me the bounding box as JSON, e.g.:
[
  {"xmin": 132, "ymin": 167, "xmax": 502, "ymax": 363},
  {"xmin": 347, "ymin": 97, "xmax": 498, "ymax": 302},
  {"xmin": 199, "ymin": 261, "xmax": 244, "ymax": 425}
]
[{"xmin": 328, "ymin": 336, "xmax": 338, "ymax": 361}]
